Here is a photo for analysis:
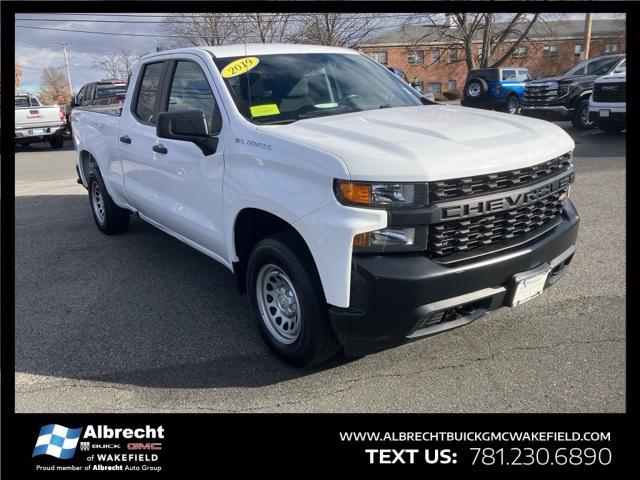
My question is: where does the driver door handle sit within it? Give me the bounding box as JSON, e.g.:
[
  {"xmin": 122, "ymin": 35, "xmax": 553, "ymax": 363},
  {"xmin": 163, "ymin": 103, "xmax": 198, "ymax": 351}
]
[
  {"xmin": 152, "ymin": 144, "xmax": 168, "ymax": 154},
  {"xmin": 119, "ymin": 135, "xmax": 131, "ymax": 144}
]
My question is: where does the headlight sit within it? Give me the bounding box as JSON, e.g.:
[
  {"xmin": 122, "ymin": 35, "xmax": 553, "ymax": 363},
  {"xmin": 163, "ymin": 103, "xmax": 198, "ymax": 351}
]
[
  {"xmin": 558, "ymin": 82, "xmax": 577, "ymax": 98},
  {"xmin": 353, "ymin": 226, "xmax": 428, "ymax": 253},
  {"xmin": 334, "ymin": 180, "xmax": 428, "ymax": 209}
]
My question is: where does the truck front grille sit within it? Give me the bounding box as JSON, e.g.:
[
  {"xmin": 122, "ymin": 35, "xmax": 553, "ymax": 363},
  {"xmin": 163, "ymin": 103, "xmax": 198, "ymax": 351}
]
[
  {"xmin": 429, "ymin": 153, "xmax": 572, "ymax": 203},
  {"xmin": 593, "ymin": 82, "xmax": 625, "ymax": 103},
  {"xmin": 523, "ymin": 82, "xmax": 558, "ymax": 104},
  {"xmin": 428, "ymin": 190, "xmax": 567, "ymax": 257}
]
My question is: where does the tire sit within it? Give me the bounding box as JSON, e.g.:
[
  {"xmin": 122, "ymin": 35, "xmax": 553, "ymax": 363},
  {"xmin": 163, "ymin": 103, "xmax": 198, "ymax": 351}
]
[
  {"xmin": 571, "ymin": 98, "xmax": 595, "ymax": 130},
  {"xmin": 48, "ymin": 135, "xmax": 64, "ymax": 149},
  {"xmin": 465, "ymin": 77, "xmax": 488, "ymax": 100},
  {"xmin": 505, "ymin": 94, "xmax": 519, "ymax": 114},
  {"xmin": 87, "ymin": 167, "xmax": 130, "ymax": 235},
  {"xmin": 247, "ymin": 233, "xmax": 341, "ymax": 367},
  {"xmin": 597, "ymin": 121, "xmax": 625, "ymax": 134}
]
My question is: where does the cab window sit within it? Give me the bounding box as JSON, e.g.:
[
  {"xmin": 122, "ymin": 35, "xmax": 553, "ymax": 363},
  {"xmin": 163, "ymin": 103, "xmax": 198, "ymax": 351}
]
[
  {"xmin": 134, "ymin": 62, "xmax": 165, "ymax": 124},
  {"xmin": 166, "ymin": 61, "xmax": 221, "ymax": 133},
  {"xmin": 501, "ymin": 69, "xmax": 517, "ymax": 81}
]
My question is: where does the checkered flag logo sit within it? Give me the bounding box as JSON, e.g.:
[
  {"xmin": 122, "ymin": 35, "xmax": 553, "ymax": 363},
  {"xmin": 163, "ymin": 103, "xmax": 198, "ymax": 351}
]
[{"xmin": 32, "ymin": 424, "xmax": 83, "ymax": 459}]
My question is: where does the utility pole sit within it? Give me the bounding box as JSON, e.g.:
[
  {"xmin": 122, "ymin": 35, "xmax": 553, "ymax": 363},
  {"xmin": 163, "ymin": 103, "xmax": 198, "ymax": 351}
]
[
  {"xmin": 582, "ymin": 13, "xmax": 593, "ymax": 60},
  {"xmin": 60, "ymin": 42, "xmax": 74, "ymax": 97}
]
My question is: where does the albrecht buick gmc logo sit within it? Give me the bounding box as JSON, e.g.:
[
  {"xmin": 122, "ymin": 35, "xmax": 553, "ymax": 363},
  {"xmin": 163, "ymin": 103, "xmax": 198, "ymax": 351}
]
[{"xmin": 33, "ymin": 425, "xmax": 164, "ymax": 459}]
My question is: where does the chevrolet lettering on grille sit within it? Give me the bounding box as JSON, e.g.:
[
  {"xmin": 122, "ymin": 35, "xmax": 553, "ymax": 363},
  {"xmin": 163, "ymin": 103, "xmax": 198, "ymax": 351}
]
[{"xmin": 439, "ymin": 172, "xmax": 574, "ymax": 221}]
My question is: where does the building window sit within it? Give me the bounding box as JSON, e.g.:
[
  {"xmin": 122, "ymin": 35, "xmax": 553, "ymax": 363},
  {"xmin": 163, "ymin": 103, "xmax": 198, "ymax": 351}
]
[
  {"xmin": 368, "ymin": 51, "xmax": 388, "ymax": 65},
  {"xmin": 574, "ymin": 44, "xmax": 583, "ymax": 57},
  {"xmin": 407, "ymin": 50, "xmax": 424, "ymax": 65},
  {"xmin": 427, "ymin": 82, "xmax": 442, "ymax": 93},
  {"xmin": 604, "ymin": 43, "xmax": 618, "ymax": 54},
  {"xmin": 449, "ymin": 49, "xmax": 458, "ymax": 62},
  {"xmin": 477, "ymin": 47, "xmax": 483, "ymax": 61},
  {"xmin": 431, "ymin": 49, "xmax": 441, "ymax": 64},
  {"xmin": 543, "ymin": 45, "xmax": 558, "ymax": 58},
  {"xmin": 448, "ymin": 79, "xmax": 457, "ymax": 91},
  {"xmin": 512, "ymin": 46, "xmax": 527, "ymax": 59},
  {"xmin": 412, "ymin": 77, "xmax": 423, "ymax": 92}
]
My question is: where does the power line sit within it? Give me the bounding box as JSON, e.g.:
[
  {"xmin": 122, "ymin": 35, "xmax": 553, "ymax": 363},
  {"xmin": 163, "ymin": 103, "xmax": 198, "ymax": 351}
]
[{"xmin": 15, "ymin": 20, "xmax": 434, "ymax": 39}]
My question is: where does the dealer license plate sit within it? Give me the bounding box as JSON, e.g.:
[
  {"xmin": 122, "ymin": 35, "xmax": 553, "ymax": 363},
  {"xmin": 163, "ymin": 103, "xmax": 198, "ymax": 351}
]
[
  {"xmin": 599, "ymin": 109, "xmax": 610, "ymax": 118},
  {"xmin": 32, "ymin": 128, "xmax": 46, "ymax": 135},
  {"xmin": 510, "ymin": 269, "xmax": 550, "ymax": 307}
]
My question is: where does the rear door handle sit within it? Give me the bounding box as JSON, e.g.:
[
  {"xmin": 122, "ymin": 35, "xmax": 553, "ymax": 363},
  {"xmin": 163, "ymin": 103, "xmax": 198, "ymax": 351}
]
[
  {"xmin": 152, "ymin": 144, "xmax": 168, "ymax": 154},
  {"xmin": 119, "ymin": 135, "xmax": 131, "ymax": 144}
]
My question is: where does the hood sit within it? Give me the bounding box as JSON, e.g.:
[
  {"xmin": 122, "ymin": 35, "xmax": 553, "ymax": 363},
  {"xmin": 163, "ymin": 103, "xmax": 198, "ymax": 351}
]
[
  {"xmin": 596, "ymin": 71, "xmax": 626, "ymax": 82},
  {"xmin": 528, "ymin": 76, "xmax": 564, "ymax": 84},
  {"xmin": 260, "ymin": 105, "xmax": 574, "ymax": 182}
]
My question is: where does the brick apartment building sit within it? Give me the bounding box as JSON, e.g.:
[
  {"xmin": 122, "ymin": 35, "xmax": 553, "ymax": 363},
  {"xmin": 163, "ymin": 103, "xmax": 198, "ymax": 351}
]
[{"xmin": 360, "ymin": 19, "xmax": 625, "ymax": 95}]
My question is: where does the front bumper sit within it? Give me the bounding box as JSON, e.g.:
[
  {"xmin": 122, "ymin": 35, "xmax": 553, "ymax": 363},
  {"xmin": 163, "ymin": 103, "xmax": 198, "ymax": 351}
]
[
  {"xmin": 461, "ymin": 97, "xmax": 508, "ymax": 110},
  {"xmin": 329, "ymin": 200, "xmax": 579, "ymax": 356}
]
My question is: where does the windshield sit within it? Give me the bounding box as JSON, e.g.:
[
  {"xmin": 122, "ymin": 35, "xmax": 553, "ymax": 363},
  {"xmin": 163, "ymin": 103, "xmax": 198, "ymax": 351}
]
[
  {"xmin": 614, "ymin": 59, "xmax": 626, "ymax": 73},
  {"xmin": 213, "ymin": 53, "xmax": 423, "ymax": 125},
  {"xmin": 563, "ymin": 56, "xmax": 621, "ymax": 77},
  {"xmin": 95, "ymin": 84, "xmax": 127, "ymax": 99}
]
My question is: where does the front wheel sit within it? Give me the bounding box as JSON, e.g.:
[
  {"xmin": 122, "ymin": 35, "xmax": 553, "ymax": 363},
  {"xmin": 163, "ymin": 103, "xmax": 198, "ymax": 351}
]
[
  {"xmin": 572, "ymin": 99, "xmax": 595, "ymax": 130},
  {"xmin": 247, "ymin": 233, "xmax": 341, "ymax": 366},
  {"xmin": 505, "ymin": 95, "xmax": 519, "ymax": 114}
]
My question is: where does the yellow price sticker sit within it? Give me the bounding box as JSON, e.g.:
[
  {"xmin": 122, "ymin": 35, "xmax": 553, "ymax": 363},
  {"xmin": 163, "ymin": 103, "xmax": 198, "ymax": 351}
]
[
  {"xmin": 250, "ymin": 104, "xmax": 280, "ymax": 117},
  {"xmin": 221, "ymin": 57, "xmax": 260, "ymax": 78}
]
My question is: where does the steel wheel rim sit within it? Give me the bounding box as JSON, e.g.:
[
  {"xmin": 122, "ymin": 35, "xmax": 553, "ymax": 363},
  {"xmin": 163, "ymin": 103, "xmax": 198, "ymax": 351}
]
[
  {"xmin": 91, "ymin": 182, "xmax": 106, "ymax": 224},
  {"xmin": 582, "ymin": 106, "xmax": 593, "ymax": 126},
  {"xmin": 468, "ymin": 83, "xmax": 481, "ymax": 97},
  {"xmin": 256, "ymin": 264, "xmax": 301, "ymax": 344}
]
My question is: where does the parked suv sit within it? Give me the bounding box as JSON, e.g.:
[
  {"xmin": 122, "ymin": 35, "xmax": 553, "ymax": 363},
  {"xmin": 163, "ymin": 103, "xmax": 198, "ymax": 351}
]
[
  {"xmin": 522, "ymin": 54, "xmax": 625, "ymax": 130},
  {"xmin": 461, "ymin": 67, "xmax": 532, "ymax": 114},
  {"xmin": 589, "ymin": 59, "xmax": 625, "ymax": 133},
  {"xmin": 72, "ymin": 44, "xmax": 578, "ymax": 366}
]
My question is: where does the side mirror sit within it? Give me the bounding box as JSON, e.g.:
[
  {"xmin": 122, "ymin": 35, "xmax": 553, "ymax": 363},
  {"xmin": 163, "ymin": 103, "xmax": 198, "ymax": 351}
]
[
  {"xmin": 70, "ymin": 96, "xmax": 79, "ymax": 107},
  {"xmin": 157, "ymin": 109, "xmax": 219, "ymax": 155}
]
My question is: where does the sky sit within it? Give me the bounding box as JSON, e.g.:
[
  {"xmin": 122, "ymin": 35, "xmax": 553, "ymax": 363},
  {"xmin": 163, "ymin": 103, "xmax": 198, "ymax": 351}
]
[{"xmin": 14, "ymin": 12, "xmax": 626, "ymax": 94}]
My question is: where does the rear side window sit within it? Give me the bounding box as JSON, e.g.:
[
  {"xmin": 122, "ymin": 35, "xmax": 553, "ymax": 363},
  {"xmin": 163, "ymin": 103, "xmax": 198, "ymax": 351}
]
[
  {"xmin": 135, "ymin": 62, "xmax": 165, "ymax": 124},
  {"xmin": 501, "ymin": 69, "xmax": 517, "ymax": 81},
  {"xmin": 517, "ymin": 69, "xmax": 532, "ymax": 81},
  {"xmin": 167, "ymin": 61, "xmax": 220, "ymax": 132}
]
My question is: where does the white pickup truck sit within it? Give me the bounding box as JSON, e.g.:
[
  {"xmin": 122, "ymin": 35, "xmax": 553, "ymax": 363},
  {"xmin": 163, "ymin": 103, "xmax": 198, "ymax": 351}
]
[
  {"xmin": 15, "ymin": 94, "xmax": 67, "ymax": 148},
  {"xmin": 589, "ymin": 59, "xmax": 626, "ymax": 133},
  {"xmin": 72, "ymin": 44, "xmax": 579, "ymax": 366}
]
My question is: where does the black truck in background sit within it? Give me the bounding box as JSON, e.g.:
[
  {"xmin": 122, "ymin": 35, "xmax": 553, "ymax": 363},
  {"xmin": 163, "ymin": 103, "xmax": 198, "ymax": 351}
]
[{"xmin": 521, "ymin": 54, "xmax": 625, "ymax": 130}]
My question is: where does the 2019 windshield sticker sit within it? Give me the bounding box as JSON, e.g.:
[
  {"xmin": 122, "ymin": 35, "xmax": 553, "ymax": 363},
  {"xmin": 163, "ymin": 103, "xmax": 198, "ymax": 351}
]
[{"xmin": 221, "ymin": 57, "xmax": 260, "ymax": 78}]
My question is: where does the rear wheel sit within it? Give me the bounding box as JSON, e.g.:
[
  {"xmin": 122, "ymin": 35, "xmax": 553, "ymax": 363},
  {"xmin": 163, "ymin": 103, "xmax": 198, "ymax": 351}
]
[
  {"xmin": 247, "ymin": 233, "xmax": 341, "ymax": 366},
  {"xmin": 572, "ymin": 99, "xmax": 595, "ymax": 130},
  {"xmin": 48, "ymin": 135, "xmax": 64, "ymax": 149},
  {"xmin": 88, "ymin": 167, "xmax": 130, "ymax": 234}
]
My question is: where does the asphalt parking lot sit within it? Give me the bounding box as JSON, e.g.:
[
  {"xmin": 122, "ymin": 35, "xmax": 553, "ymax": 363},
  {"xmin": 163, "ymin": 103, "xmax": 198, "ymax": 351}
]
[{"xmin": 14, "ymin": 123, "xmax": 625, "ymax": 413}]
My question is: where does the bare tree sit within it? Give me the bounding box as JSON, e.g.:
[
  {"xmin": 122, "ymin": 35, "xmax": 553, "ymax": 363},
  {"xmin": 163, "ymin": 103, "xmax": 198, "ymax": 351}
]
[
  {"xmin": 93, "ymin": 50, "xmax": 145, "ymax": 79},
  {"xmin": 401, "ymin": 13, "xmax": 541, "ymax": 72},
  {"xmin": 39, "ymin": 67, "xmax": 71, "ymax": 105},
  {"xmin": 159, "ymin": 13, "xmax": 237, "ymax": 47},
  {"xmin": 228, "ymin": 13, "xmax": 293, "ymax": 43},
  {"xmin": 15, "ymin": 65, "xmax": 23, "ymax": 90},
  {"xmin": 293, "ymin": 13, "xmax": 384, "ymax": 47}
]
